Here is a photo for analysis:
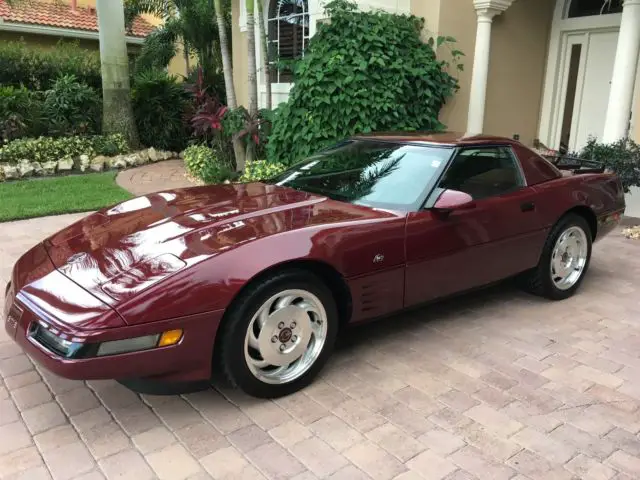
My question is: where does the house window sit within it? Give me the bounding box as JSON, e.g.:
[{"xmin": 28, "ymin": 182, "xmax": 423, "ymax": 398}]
[
  {"xmin": 268, "ymin": 0, "xmax": 310, "ymax": 84},
  {"xmin": 567, "ymin": 0, "xmax": 623, "ymax": 18}
]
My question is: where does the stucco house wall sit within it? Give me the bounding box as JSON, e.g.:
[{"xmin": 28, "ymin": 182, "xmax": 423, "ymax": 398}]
[{"xmin": 232, "ymin": 0, "xmax": 640, "ymax": 145}]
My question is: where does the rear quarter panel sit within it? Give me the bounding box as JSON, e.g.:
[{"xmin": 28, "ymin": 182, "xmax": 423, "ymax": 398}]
[{"xmin": 530, "ymin": 172, "xmax": 625, "ymax": 238}]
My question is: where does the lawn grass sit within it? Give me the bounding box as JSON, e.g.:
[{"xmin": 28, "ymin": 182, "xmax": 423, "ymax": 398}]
[{"xmin": 0, "ymin": 172, "xmax": 133, "ymax": 222}]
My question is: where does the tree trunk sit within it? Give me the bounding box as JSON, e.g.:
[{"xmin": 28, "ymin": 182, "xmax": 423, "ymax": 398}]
[
  {"xmin": 256, "ymin": 0, "xmax": 271, "ymax": 110},
  {"xmin": 213, "ymin": 0, "xmax": 237, "ymax": 109},
  {"xmin": 96, "ymin": 0, "xmax": 140, "ymax": 149},
  {"xmin": 246, "ymin": 0, "xmax": 258, "ymax": 163},
  {"xmin": 213, "ymin": 0, "xmax": 245, "ymax": 170},
  {"xmin": 183, "ymin": 43, "xmax": 190, "ymax": 73}
]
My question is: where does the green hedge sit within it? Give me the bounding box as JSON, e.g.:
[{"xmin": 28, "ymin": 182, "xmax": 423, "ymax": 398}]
[
  {"xmin": 0, "ymin": 40, "xmax": 102, "ymax": 91},
  {"xmin": 0, "ymin": 134, "xmax": 129, "ymax": 164},
  {"xmin": 1, "ymin": 76, "xmax": 101, "ymax": 142}
]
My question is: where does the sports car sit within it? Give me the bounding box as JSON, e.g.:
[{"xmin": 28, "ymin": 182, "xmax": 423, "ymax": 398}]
[{"xmin": 3, "ymin": 132, "xmax": 625, "ymax": 398}]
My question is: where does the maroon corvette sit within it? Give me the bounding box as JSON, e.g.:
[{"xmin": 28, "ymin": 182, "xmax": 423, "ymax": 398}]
[{"xmin": 4, "ymin": 133, "xmax": 625, "ymax": 397}]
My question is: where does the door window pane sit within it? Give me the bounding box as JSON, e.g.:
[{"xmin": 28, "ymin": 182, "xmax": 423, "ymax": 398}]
[{"xmin": 438, "ymin": 147, "xmax": 524, "ymax": 200}]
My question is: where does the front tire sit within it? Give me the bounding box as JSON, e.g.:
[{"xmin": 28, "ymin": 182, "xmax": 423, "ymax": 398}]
[
  {"xmin": 521, "ymin": 213, "xmax": 592, "ymax": 300},
  {"xmin": 216, "ymin": 269, "xmax": 338, "ymax": 398}
]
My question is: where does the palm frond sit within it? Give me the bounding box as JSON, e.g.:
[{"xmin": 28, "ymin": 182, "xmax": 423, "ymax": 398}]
[
  {"xmin": 124, "ymin": 0, "xmax": 175, "ymax": 30},
  {"xmin": 134, "ymin": 26, "xmax": 178, "ymax": 73}
]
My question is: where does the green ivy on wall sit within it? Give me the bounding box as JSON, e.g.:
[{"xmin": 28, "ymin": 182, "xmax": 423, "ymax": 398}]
[{"xmin": 266, "ymin": 0, "xmax": 464, "ymax": 166}]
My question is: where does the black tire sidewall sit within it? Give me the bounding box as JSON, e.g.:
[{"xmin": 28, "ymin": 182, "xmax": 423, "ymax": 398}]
[
  {"xmin": 539, "ymin": 214, "xmax": 592, "ymax": 300},
  {"xmin": 219, "ymin": 270, "xmax": 338, "ymax": 398}
]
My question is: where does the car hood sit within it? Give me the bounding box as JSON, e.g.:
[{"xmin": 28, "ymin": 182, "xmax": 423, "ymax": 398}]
[{"xmin": 43, "ymin": 182, "xmax": 396, "ymax": 307}]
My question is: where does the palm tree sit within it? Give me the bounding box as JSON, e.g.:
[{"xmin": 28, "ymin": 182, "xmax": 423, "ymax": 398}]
[
  {"xmin": 125, "ymin": 0, "xmax": 246, "ymax": 169},
  {"xmin": 245, "ymin": 0, "xmax": 259, "ymax": 163},
  {"xmin": 256, "ymin": 0, "xmax": 271, "ymax": 109},
  {"xmin": 212, "ymin": 0, "xmax": 238, "ymax": 109},
  {"xmin": 96, "ymin": 0, "xmax": 140, "ymax": 147},
  {"xmin": 127, "ymin": 1, "xmax": 221, "ymax": 85},
  {"xmin": 213, "ymin": 0, "xmax": 246, "ymax": 170}
]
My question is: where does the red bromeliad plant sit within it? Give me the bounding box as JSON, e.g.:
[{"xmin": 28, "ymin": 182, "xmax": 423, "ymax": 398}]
[
  {"xmin": 192, "ymin": 96, "xmax": 227, "ymax": 136},
  {"xmin": 222, "ymin": 106, "xmax": 274, "ymax": 160},
  {"xmin": 186, "ymin": 67, "xmax": 228, "ymax": 140},
  {"xmin": 185, "ymin": 67, "xmax": 272, "ymax": 165}
]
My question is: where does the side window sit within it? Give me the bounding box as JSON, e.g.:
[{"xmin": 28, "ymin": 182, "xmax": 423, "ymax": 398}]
[{"xmin": 438, "ymin": 147, "xmax": 525, "ymax": 200}]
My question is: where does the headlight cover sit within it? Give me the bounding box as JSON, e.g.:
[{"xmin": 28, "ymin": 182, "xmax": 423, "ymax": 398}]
[{"xmin": 28, "ymin": 322, "xmax": 85, "ymax": 358}]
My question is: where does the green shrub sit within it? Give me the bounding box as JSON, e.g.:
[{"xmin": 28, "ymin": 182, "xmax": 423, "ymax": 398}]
[
  {"xmin": 132, "ymin": 70, "xmax": 191, "ymax": 151},
  {"xmin": 183, "ymin": 144, "xmax": 211, "ymax": 178},
  {"xmin": 0, "ymin": 86, "xmax": 33, "ymax": 141},
  {"xmin": 239, "ymin": 160, "xmax": 287, "ymax": 182},
  {"xmin": 576, "ymin": 137, "xmax": 640, "ymax": 193},
  {"xmin": 222, "ymin": 107, "xmax": 273, "ymax": 161},
  {"xmin": 1, "ymin": 77, "xmax": 100, "ymax": 141},
  {"xmin": 0, "ymin": 134, "xmax": 129, "ymax": 164},
  {"xmin": 267, "ymin": 0, "xmax": 463, "ymax": 165},
  {"xmin": 0, "ymin": 40, "xmax": 101, "ymax": 91},
  {"xmin": 93, "ymin": 134, "xmax": 129, "ymax": 157},
  {"xmin": 200, "ymin": 159, "xmax": 234, "ymax": 184},
  {"xmin": 42, "ymin": 75, "xmax": 101, "ymax": 136},
  {"xmin": 183, "ymin": 144, "xmax": 233, "ymax": 183}
]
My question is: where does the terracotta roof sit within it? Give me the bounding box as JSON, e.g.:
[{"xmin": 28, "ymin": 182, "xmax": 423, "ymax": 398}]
[{"xmin": 0, "ymin": 0, "xmax": 154, "ymax": 38}]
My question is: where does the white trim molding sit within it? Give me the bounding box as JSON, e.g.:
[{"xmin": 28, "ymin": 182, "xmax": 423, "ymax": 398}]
[
  {"xmin": 466, "ymin": 0, "xmax": 517, "ymax": 134},
  {"xmin": 473, "ymin": 0, "xmax": 516, "ymax": 16},
  {"xmin": 0, "ymin": 20, "xmax": 145, "ymax": 44}
]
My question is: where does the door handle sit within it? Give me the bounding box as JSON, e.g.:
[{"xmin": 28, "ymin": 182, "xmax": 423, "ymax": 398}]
[{"xmin": 521, "ymin": 202, "xmax": 535, "ymax": 212}]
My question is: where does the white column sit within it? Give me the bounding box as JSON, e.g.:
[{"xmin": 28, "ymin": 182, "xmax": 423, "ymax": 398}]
[
  {"xmin": 602, "ymin": 0, "xmax": 640, "ymax": 143},
  {"xmin": 467, "ymin": 0, "xmax": 514, "ymax": 134}
]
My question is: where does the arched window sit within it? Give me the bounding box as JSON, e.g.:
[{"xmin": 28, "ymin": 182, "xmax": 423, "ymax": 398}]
[
  {"xmin": 567, "ymin": 0, "xmax": 623, "ymax": 18},
  {"xmin": 268, "ymin": 0, "xmax": 310, "ymax": 83}
]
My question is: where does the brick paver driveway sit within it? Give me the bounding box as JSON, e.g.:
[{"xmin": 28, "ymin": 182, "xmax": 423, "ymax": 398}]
[{"xmin": 2, "ymin": 213, "xmax": 640, "ymax": 480}]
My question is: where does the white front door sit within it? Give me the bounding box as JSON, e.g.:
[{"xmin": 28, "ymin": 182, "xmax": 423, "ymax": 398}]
[
  {"xmin": 553, "ymin": 29, "xmax": 619, "ymax": 152},
  {"xmin": 570, "ymin": 30, "xmax": 619, "ymax": 150}
]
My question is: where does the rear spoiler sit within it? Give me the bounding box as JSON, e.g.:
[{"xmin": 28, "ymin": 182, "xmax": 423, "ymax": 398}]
[{"xmin": 540, "ymin": 153, "xmax": 606, "ymax": 174}]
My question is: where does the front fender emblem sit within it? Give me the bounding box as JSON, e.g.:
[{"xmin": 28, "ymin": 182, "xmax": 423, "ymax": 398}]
[{"xmin": 373, "ymin": 254, "xmax": 384, "ymax": 264}]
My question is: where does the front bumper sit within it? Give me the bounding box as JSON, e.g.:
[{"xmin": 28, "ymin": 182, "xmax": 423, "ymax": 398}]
[
  {"xmin": 4, "ymin": 244, "xmax": 224, "ymax": 383},
  {"xmin": 5, "ymin": 288, "xmax": 223, "ymax": 382}
]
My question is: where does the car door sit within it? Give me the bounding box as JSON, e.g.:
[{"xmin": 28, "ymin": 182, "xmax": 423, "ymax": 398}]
[{"xmin": 404, "ymin": 145, "xmax": 548, "ymax": 307}]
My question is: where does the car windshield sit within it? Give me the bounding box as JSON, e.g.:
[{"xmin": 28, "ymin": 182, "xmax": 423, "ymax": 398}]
[{"xmin": 269, "ymin": 140, "xmax": 453, "ymax": 210}]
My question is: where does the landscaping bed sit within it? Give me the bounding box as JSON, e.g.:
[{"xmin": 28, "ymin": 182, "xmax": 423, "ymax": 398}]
[{"xmin": 0, "ymin": 145, "xmax": 180, "ymax": 182}]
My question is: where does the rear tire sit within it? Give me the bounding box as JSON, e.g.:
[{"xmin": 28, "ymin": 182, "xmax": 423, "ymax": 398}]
[
  {"xmin": 216, "ymin": 269, "xmax": 338, "ymax": 398},
  {"xmin": 521, "ymin": 213, "xmax": 592, "ymax": 300}
]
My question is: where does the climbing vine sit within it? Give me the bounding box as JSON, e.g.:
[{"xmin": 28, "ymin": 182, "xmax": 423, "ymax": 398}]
[{"xmin": 266, "ymin": 0, "xmax": 464, "ymax": 165}]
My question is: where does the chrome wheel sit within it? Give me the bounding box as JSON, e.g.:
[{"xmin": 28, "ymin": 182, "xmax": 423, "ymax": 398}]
[
  {"xmin": 550, "ymin": 225, "xmax": 589, "ymax": 290},
  {"xmin": 243, "ymin": 289, "xmax": 328, "ymax": 385}
]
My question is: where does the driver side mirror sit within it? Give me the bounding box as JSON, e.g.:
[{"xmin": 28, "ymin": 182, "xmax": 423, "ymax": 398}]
[{"xmin": 433, "ymin": 189, "xmax": 476, "ymax": 215}]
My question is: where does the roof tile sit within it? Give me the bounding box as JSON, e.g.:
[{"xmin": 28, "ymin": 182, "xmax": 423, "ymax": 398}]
[{"xmin": 0, "ymin": 0, "xmax": 154, "ymax": 38}]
